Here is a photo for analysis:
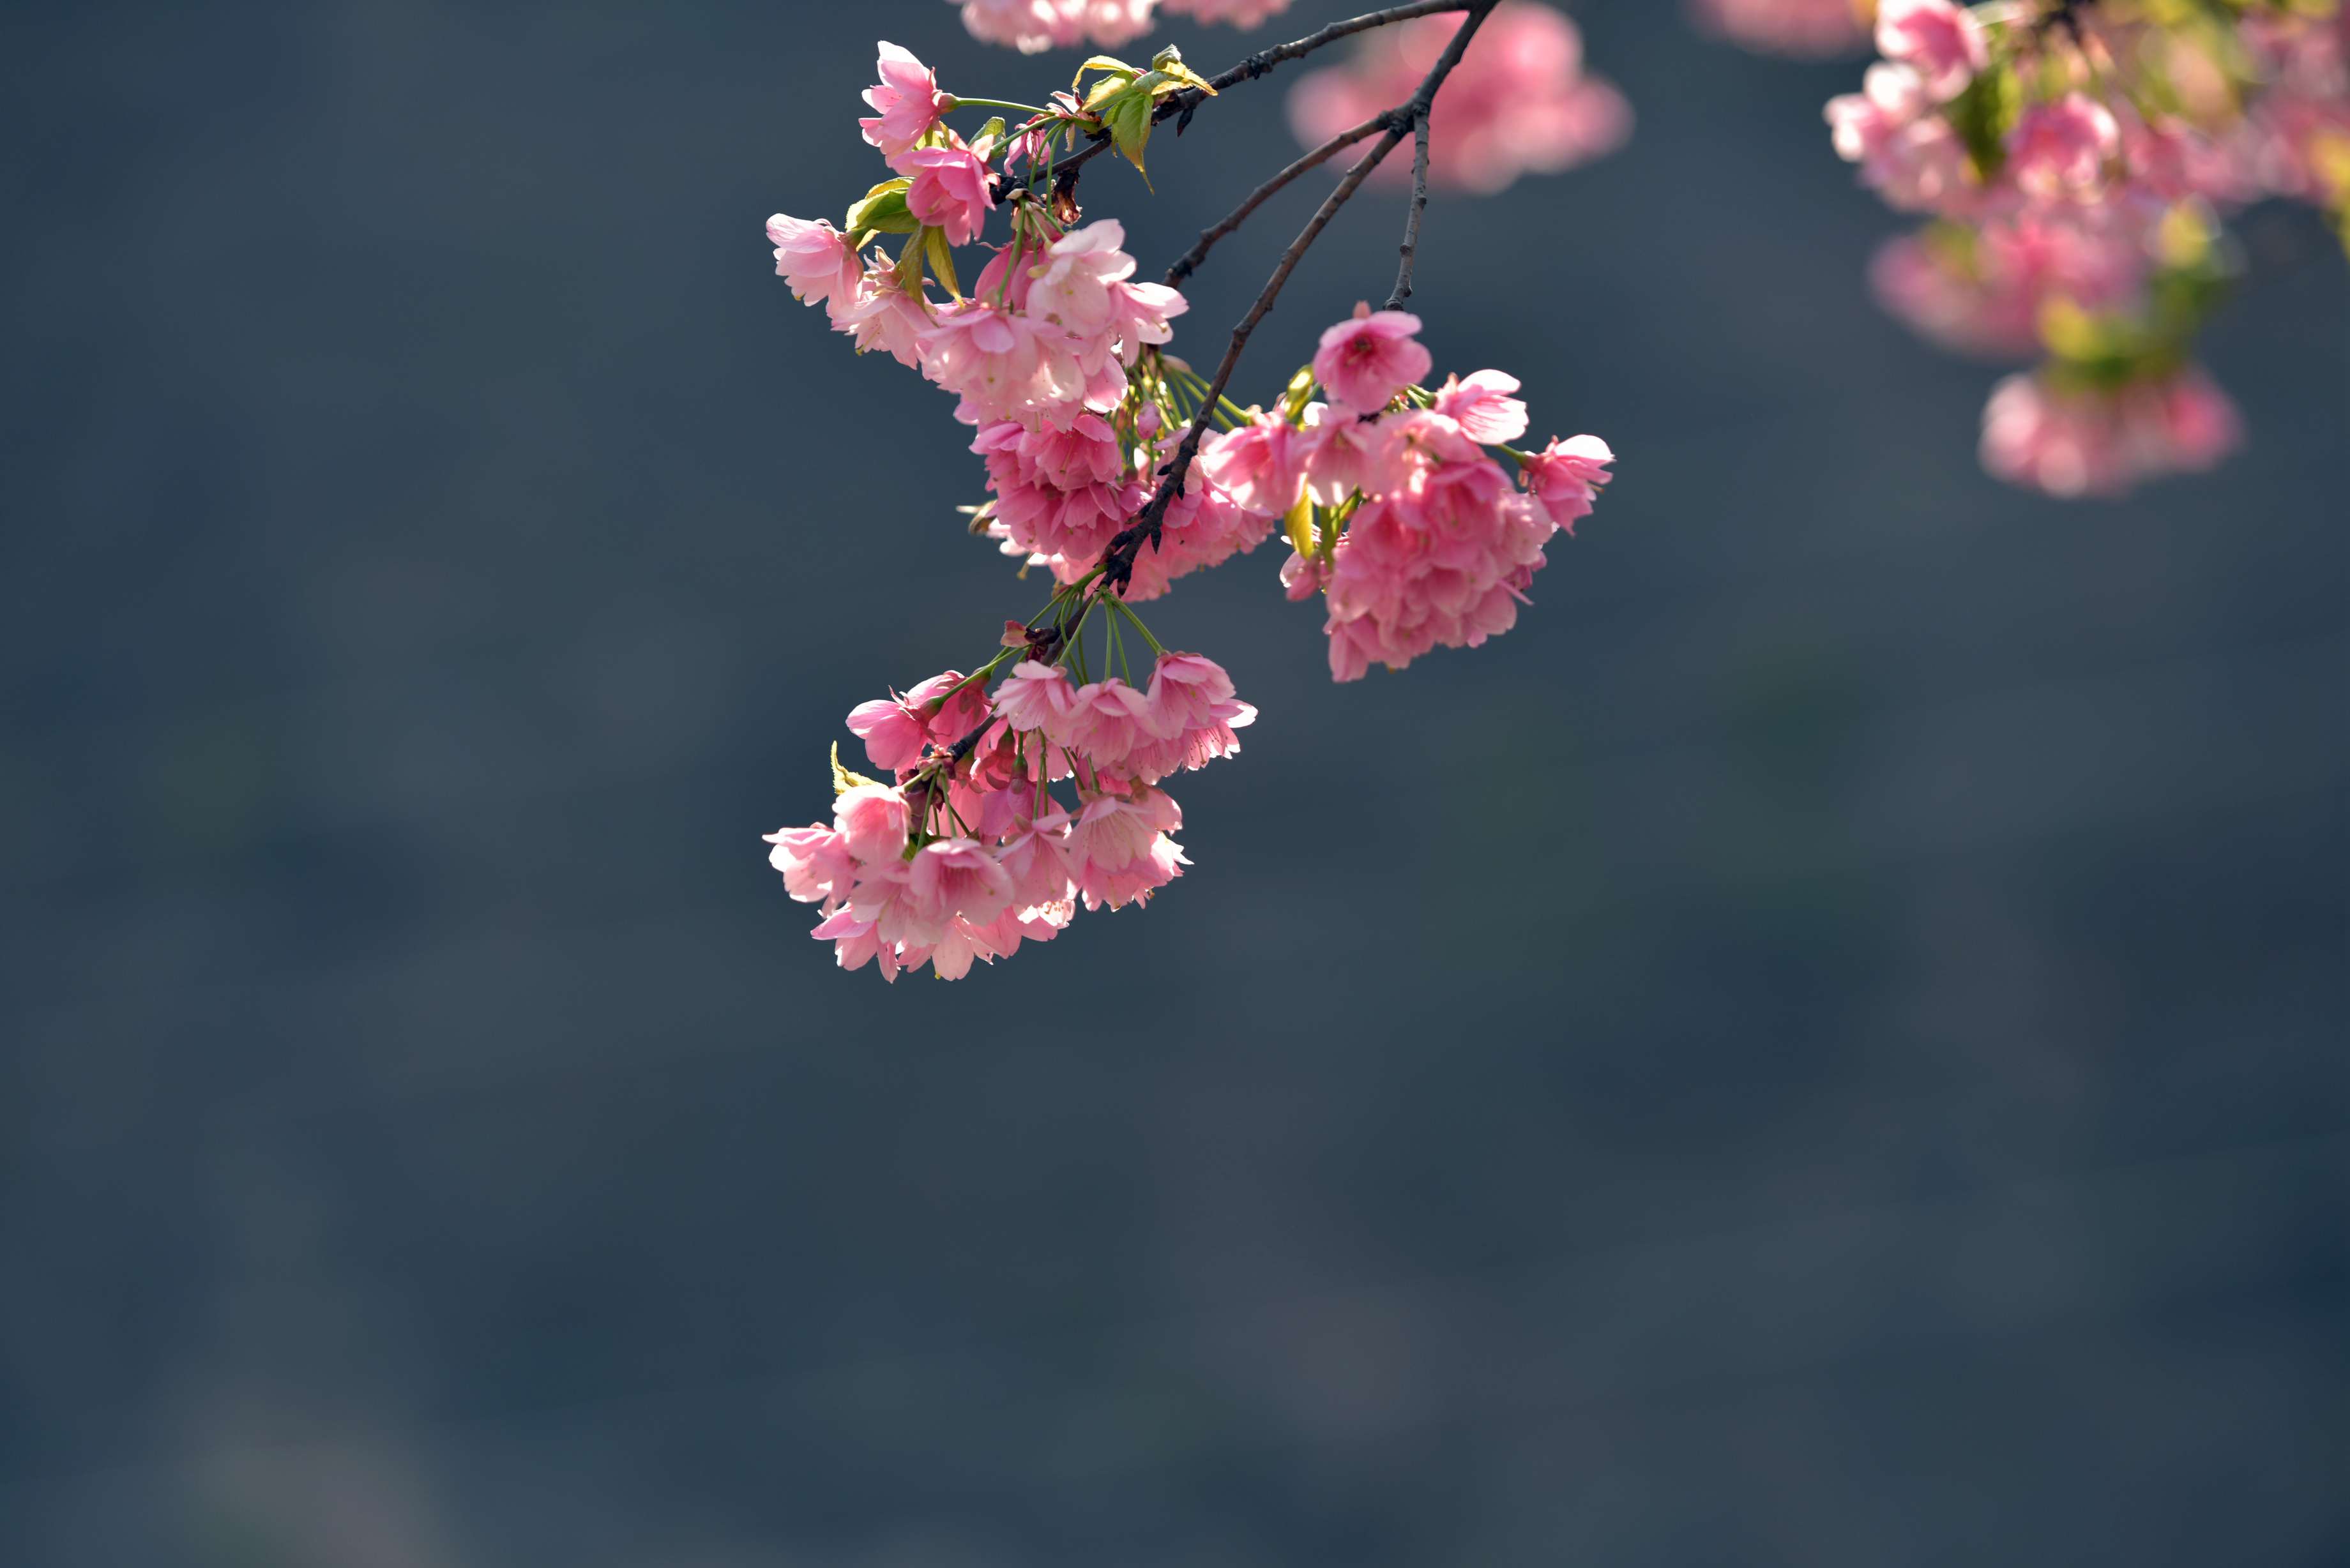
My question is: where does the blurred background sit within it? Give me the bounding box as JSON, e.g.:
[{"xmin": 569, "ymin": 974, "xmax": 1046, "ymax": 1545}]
[{"xmin": 3, "ymin": 2, "xmax": 2345, "ymax": 1564}]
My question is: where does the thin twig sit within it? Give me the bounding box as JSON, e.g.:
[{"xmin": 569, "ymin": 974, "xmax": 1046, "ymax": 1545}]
[
  {"xmin": 1099, "ymin": 1, "xmax": 1503, "ymax": 595},
  {"xmin": 1166, "ymin": 113, "xmax": 1391, "ymax": 286},
  {"xmin": 1052, "ymin": 1, "xmax": 1473, "ymax": 202},
  {"xmin": 1386, "ymin": 109, "xmax": 1436, "ymax": 309},
  {"xmin": 1192, "ymin": 0, "xmax": 1474, "ymax": 96}
]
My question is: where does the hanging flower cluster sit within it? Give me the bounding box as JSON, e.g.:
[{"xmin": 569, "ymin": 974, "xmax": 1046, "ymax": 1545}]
[
  {"xmin": 1287, "ymin": 2, "xmax": 1631, "ymax": 193},
  {"xmin": 761, "ymin": 15, "xmax": 1617, "ymax": 979},
  {"xmin": 955, "ymin": 0, "xmax": 1296, "ymax": 54},
  {"xmin": 770, "ymin": 633, "xmax": 1255, "ymax": 981},
  {"xmin": 1195, "ymin": 306, "xmax": 1613, "ymax": 681},
  {"xmin": 1826, "ymin": 0, "xmax": 2349, "ymax": 495}
]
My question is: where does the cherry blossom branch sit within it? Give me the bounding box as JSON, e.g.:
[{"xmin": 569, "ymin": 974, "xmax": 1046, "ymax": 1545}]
[
  {"xmin": 1165, "ymin": 112, "xmax": 1392, "ymax": 287},
  {"xmin": 1099, "ymin": 0, "xmax": 1503, "ymax": 594},
  {"xmin": 1052, "ymin": 1, "xmax": 1475, "ymax": 200},
  {"xmin": 1384, "ymin": 109, "xmax": 1436, "ymax": 310}
]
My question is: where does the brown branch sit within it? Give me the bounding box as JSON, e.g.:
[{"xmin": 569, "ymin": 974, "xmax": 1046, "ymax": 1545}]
[
  {"xmin": 1098, "ymin": 1, "xmax": 1502, "ymax": 595},
  {"xmin": 1385, "ymin": 108, "xmax": 1436, "ymax": 310},
  {"xmin": 1051, "ymin": 1, "xmax": 1474, "ymax": 202},
  {"xmin": 1165, "ymin": 112, "xmax": 1392, "ymax": 287}
]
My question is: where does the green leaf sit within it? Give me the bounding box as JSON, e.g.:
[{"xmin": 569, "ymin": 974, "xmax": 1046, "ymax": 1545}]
[
  {"xmin": 1946, "ymin": 64, "xmax": 2020, "ymax": 182},
  {"xmin": 897, "ymin": 231, "xmax": 927, "ymax": 296},
  {"xmin": 1072, "ymin": 54, "xmax": 1137, "ymax": 91},
  {"xmin": 1148, "ymin": 44, "xmax": 1217, "ymax": 98},
  {"xmin": 922, "ymin": 226, "xmax": 961, "ymax": 299},
  {"xmin": 1100, "ymin": 89, "xmax": 1154, "ymax": 181},
  {"xmin": 844, "ymin": 178, "xmax": 918, "ymax": 249}
]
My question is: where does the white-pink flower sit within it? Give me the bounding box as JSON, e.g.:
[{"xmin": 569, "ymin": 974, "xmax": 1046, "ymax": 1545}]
[
  {"xmin": 1874, "ymin": 0, "xmax": 1985, "ymax": 103},
  {"xmin": 766, "ymin": 215, "xmax": 863, "ymax": 315},
  {"xmin": 1432, "ymin": 370, "xmax": 1530, "ymax": 445},
  {"xmin": 860, "ymin": 42, "xmax": 951, "ymax": 160},
  {"xmin": 953, "ymin": 0, "xmax": 1155, "ymax": 54},
  {"xmin": 1314, "ymin": 303, "xmax": 1432, "ymax": 415},
  {"xmin": 2008, "ymin": 93, "xmax": 2122, "ymax": 206},
  {"xmin": 1980, "ymin": 368, "xmax": 2241, "ymax": 498},
  {"xmin": 895, "ymin": 142, "xmax": 995, "ymax": 246}
]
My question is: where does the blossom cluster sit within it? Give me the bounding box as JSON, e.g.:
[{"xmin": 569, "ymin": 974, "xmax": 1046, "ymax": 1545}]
[
  {"xmin": 1287, "ymin": 1, "xmax": 1631, "ymax": 193},
  {"xmin": 955, "ymin": 0, "xmax": 1294, "ymax": 54},
  {"xmin": 1186, "ymin": 305, "xmax": 1614, "ymax": 681},
  {"xmin": 769, "ymin": 43, "xmax": 1191, "ymax": 430},
  {"xmin": 762, "ymin": 28, "xmax": 1616, "ymax": 980},
  {"xmin": 1826, "ymin": 0, "xmax": 2349, "ymax": 495},
  {"xmin": 770, "ymin": 642, "xmax": 1254, "ymax": 981}
]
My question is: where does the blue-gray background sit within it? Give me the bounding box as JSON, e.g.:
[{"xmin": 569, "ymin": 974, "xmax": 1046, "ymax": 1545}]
[{"xmin": 4, "ymin": 2, "xmax": 2344, "ymax": 1564}]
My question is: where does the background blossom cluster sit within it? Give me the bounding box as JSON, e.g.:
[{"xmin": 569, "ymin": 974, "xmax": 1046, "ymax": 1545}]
[
  {"xmin": 1826, "ymin": 0, "xmax": 2349, "ymax": 495},
  {"xmin": 1691, "ymin": 0, "xmax": 1870, "ymax": 57},
  {"xmin": 1287, "ymin": 1, "xmax": 1631, "ymax": 192}
]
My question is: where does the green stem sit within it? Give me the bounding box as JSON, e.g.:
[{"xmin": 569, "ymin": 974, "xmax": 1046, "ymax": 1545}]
[
  {"xmin": 1111, "ymin": 596, "xmax": 1166, "ymax": 658},
  {"xmin": 952, "ymin": 96, "xmax": 1054, "ymax": 117}
]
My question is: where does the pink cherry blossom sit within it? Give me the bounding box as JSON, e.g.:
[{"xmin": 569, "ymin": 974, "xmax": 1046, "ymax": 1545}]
[
  {"xmin": 1068, "ymin": 788, "xmax": 1186, "ymax": 910},
  {"xmin": 766, "ymin": 825, "xmax": 857, "ymax": 907},
  {"xmin": 1874, "ymin": 0, "xmax": 1985, "ymax": 103},
  {"xmin": 833, "ymin": 783, "xmax": 913, "ymax": 864},
  {"xmin": 1432, "ymin": 370, "xmax": 1531, "ymax": 444},
  {"xmin": 1066, "ymin": 678, "xmax": 1154, "ymax": 767},
  {"xmin": 2007, "ymin": 94, "xmax": 2122, "ymax": 207},
  {"xmin": 831, "ymin": 278, "xmax": 932, "ymax": 368},
  {"xmin": 953, "ymin": 0, "xmax": 1155, "ymax": 54},
  {"xmin": 922, "ymin": 303, "xmax": 1074, "ymax": 426},
  {"xmin": 860, "ymin": 42, "xmax": 950, "ymax": 159},
  {"xmin": 895, "ymin": 142, "xmax": 995, "ymax": 247},
  {"xmin": 766, "ymin": 215, "xmax": 863, "ymax": 314},
  {"xmin": 1980, "ymin": 368, "xmax": 2242, "ymax": 498},
  {"xmin": 905, "ymin": 838, "xmax": 1016, "ymax": 934},
  {"xmin": 1518, "ymin": 434, "xmax": 1614, "ymax": 530},
  {"xmin": 1314, "ymin": 303, "xmax": 1432, "ymax": 414},
  {"xmin": 1826, "ymin": 63, "xmax": 1975, "ymax": 212},
  {"xmin": 1142, "ymin": 652, "xmax": 1238, "ymax": 739},
  {"xmin": 1197, "ymin": 414, "xmax": 1306, "ymax": 518},
  {"xmin": 1113, "ymin": 480, "xmax": 1277, "ymax": 602},
  {"xmin": 993, "ymin": 659, "xmax": 1083, "ymax": 744}
]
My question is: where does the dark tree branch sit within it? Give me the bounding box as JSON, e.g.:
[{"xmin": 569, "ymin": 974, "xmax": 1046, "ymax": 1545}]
[
  {"xmin": 1098, "ymin": 0, "xmax": 1503, "ymax": 595},
  {"xmin": 1165, "ymin": 112, "xmax": 1391, "ymax": 287},
  {"xmin": 1385, "ymin": 108, "xmax": 1436, "ymax": 309},
  {"xmin": 1051, "ymin": 1, "xmax": 1474, "ymax": 202}
]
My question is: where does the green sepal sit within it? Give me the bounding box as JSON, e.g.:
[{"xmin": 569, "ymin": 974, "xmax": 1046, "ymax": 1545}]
[
  {"xmin": 1278, "ymin": 365, "xmax": 1317, "ymax": 422},
  {"xmin": 1283, "ymin": 494, "xmax": 1316, "ymax": 562}
]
